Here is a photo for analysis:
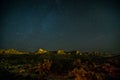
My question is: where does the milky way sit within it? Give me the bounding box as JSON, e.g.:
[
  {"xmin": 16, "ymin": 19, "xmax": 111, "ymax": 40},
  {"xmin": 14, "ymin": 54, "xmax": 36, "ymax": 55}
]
[{"xmin": 0, "ymin": 0, "xmax": 120, "ymax": 52}]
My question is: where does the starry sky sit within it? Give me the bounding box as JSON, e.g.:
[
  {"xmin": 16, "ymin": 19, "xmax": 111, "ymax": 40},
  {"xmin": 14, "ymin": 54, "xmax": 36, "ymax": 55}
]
[{"xmin": 0, "ymin": 0, "xmax": 120, "ymax": 52}]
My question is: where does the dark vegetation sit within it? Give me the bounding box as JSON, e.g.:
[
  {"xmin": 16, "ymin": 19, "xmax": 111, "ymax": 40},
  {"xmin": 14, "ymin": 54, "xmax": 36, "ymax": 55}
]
[{"xmin": 0, "ymin": 51, "xmax": 120, "ymax": 80}]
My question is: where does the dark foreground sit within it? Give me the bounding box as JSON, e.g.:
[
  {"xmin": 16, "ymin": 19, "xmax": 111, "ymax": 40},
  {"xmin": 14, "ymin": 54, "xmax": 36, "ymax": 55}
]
[{"xmin": 0, "ymin": 53, "xmax": 120, "ymax": 80}]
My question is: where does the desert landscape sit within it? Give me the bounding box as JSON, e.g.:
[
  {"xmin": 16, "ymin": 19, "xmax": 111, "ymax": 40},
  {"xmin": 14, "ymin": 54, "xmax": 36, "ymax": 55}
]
[{"xmin": 0, "ymin": 48, "xmax": 120, "ymax": 80}]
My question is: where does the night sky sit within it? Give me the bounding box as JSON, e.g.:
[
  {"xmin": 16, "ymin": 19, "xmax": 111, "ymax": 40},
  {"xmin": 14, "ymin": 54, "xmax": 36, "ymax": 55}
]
[{"xmin": 0, "ymin": 0, "xmax": 120, "ymax": 52}]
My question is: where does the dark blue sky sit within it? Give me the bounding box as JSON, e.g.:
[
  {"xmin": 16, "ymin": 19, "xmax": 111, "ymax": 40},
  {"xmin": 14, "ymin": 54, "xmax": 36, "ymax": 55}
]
[{"xmin": 0, "ymin": 0, "xmax": 120, "ymax": 52}]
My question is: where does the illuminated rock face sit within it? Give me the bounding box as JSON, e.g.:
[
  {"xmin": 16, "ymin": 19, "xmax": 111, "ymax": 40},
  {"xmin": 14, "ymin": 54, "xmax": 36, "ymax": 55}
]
[
  {"xmin": 3, "ymin": 49, "xmax": 27, "ymax": 54},
  {"xmin": 5, "ymin": 49, "xmax": 18, "ymax": 54},
  {"xmin": 68, "ymin": 50, "xmax": 81, "ymax": 55},
  {"xmin": 57, "ymin": 50, "xmax": 65, "ymax": 54},
  {"xmin": 76, "ymin": 50, "xmax": 80, "ymax": 54},
  {"xmin": 35, "ymin": 48, "xmax": 48, "ymax": 54}
]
